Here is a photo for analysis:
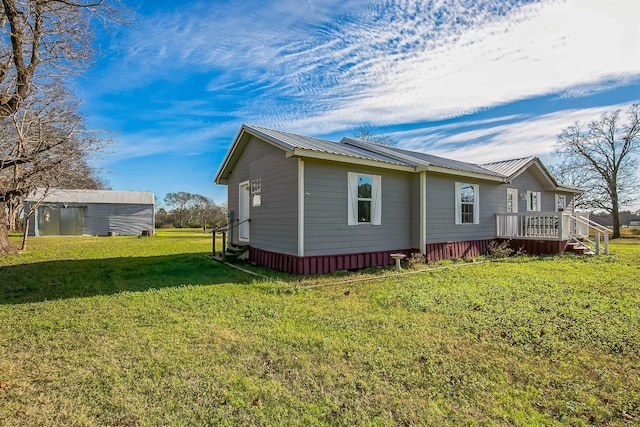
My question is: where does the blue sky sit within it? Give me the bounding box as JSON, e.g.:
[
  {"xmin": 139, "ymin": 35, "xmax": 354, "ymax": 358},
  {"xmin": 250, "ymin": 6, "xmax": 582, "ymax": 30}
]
[{"xmin": 73, "ymin": 0, "xmax": 640, "ymax": 208}]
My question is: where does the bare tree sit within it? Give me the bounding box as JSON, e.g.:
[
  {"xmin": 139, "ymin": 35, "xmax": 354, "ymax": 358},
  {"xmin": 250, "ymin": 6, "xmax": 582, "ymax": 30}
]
[
  {"xmin": 161, "ymin": 192, "xmax": 227, "ymax": 230},
  {"xmin": 0, "ymin": 0, "xmax": 124, "ymax": 254},
  {"xmin": 0, "ymin": 0, "xmax": 124, "ymax": 116},
  {"xmin": 555, "ymin": 104, "xmax": 640, "ymax": 238},
  {"xmin": 164, "ymin": 192, "xmax": 193, "ymax": 228},
  {"xmin": 352, "ymin": 123, "xmax": 396, "ymax": 146},
  {"xmin": 191, "ymin": 194, "xmax": 226, "ymax": 232},
  {"xmin": 0, "ymin": 84, "xmax": 109, "ymax": 253}
]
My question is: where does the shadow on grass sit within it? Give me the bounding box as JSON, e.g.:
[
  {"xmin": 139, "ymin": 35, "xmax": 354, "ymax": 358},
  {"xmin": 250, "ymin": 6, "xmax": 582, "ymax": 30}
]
[{"xmin": 0, "ymin": 252, "xmax": 254, "ymax": 305}]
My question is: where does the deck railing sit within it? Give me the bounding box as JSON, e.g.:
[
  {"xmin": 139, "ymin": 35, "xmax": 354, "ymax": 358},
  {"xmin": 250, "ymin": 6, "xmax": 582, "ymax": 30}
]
[
  {"xmin": 496, "ymin": 212, "xmax": 609, "ymax": 254},
  {"xmin": 211, "ymin": 218, "xmax": 250, "ymax": 261},
  {"xmin": 496, "ymin": 212, "xmax": 567, "ymax": 240}
]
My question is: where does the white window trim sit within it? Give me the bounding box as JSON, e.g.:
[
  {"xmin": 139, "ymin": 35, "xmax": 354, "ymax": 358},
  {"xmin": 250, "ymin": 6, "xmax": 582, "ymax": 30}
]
[
  {"xmin": 527, "ymin": 191, "xmax": 542, "ymax": 212},
  {"xmin": 348, "ymin": 172, "xmax": 381, "ymax": 226},
  {"xmin": 455, "ymin": 182, "xmax": 479, "ymax": 225}
]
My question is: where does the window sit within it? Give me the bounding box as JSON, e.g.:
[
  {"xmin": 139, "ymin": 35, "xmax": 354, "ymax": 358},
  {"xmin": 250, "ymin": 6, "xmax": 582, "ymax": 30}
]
[
  {"xmin": 357, "ymin": 174, "xmax": 372, "ymax": 222},
  {"xmin": 455, "ymin": 182, "xmax": 479, "ymax": 224},
  {"xmin": 251, "ymin": 179, "xmax": 261, "ymax": 207},
  {"xmin": 555, "ymin": 194, "xmax": 566, "ymax": 211},
  {"xmin": 348, "ymin": 172, "xmax": 381, "ymax": 225},
  {"xmin": 527, "ymin": 191, "xmax": 541, "ymax": 211}
]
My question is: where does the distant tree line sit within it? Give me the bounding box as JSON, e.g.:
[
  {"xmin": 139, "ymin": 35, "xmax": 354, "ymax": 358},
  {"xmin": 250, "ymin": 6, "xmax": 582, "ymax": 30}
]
[{"xmin": 157, "ymin": 192, "xmax": 227, "ymax": 231}]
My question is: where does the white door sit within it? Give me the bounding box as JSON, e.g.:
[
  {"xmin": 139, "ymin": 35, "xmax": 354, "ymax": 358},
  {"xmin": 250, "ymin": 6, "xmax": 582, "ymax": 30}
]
[
  {"xmin": 238, "ymin": 181, "xmax": 250, "ymax": 242},
  {"xmin": 506, "ymin": 188, "xmax": 518, "ymax": 236}
]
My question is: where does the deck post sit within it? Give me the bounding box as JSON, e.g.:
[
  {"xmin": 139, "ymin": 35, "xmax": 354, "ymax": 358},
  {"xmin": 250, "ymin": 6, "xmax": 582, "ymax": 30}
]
[
  {"xmin": 558, "ymin": 213, "xmax": 563, "ymax": 240},
  {"xmin": 222, "ymin": 232, "xmax": 227, "ymax": 262},
  {"xmin": 595, "ymin": 231, "xmax": 600, "ymax": 255}
]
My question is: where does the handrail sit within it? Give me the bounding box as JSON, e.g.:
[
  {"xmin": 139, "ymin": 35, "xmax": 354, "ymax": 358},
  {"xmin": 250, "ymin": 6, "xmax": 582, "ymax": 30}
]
[
  {"xmin": 566, "ymin": 213, "xmax": 610, "ymax": 235},
  {"xmin": 213, "ymin": 218, "xmax": 238, "ymax": 233},
  {"xmin": 565, "ymin": 213, "xmax": 609, "ymax": 255},
  {"xmin": 212, "ymin": 218, "xmax": 250, "ymax": 259},
  {"xmin": 495, "ymin": 212, "xmax": 609, "ymax": 255}
]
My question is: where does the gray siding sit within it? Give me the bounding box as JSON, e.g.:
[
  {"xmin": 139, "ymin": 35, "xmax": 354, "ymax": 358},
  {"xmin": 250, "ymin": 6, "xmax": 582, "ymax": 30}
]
[
  {"xmin": 227, "ymin": 136, "xmax": 299, "ymax": 255},
  {"xmin": 85, "ymin": 204, "xmax": 154, "ymax": 236},
  {"xmin": 304, "ymin": 160, "xmax": 412, "ymax": 256},
  {"xmin": 409, "ymin": 174, "xmax": 422, "ymax": 249},
  {"xmin": 425, "ymin": 173, "xmax": 503, "ymax": 243},
  {"xmin": 27, "ymin": 202, "xmax": 153, "ymax": 236},
  {"xmin": 424, "ymin": 167, "xmax": 575, "ymax": 244},
  {"xmin": 509, "ymin": 168, "xmax": 575, "ymax": 212}
]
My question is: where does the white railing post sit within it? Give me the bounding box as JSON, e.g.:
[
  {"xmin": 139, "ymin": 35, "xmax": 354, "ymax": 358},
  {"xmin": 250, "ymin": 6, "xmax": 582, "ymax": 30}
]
[
  {"xmin": 558, "ymin": 213, "xmax": 563, "ymax": 240},
  {"xmin": 595, "ymin": 231, "xmax": 600, "ymax": 255}
]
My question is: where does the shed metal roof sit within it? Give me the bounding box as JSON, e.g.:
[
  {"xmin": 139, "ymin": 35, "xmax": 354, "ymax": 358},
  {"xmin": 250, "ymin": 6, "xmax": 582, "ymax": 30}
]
[{"xmin": 25, "ymin": 188, "xmax": 155, "ymax": 205}]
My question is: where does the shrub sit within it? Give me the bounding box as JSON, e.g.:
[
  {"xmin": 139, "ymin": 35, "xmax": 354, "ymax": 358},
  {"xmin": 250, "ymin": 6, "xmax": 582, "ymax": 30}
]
[
  {"xmin": 407, "ymin": 252, "xmax": 426, "ymax": 269},
  {"xmin": 486, "ymin": 240, "xmax": 514, "ymax": 259}
]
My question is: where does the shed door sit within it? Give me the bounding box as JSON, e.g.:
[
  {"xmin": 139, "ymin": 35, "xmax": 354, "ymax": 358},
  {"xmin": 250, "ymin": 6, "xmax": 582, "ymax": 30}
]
[
  {"xmin": 60, "ymin": 207, "xmax": 84, "ymax": 235},
  {"xmin": 238, "ymin": 181, "xmax": 250, "ymax": 242},
  {"xmin": 38, "ymin": 207, "xmax": 60, "ymax": 236}
]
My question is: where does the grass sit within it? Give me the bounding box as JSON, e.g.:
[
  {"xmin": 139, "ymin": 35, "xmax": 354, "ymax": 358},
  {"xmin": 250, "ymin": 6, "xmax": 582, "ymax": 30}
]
[{"xmin": 1, "ymin": 230, "xmax": 639, "ymax": 426}]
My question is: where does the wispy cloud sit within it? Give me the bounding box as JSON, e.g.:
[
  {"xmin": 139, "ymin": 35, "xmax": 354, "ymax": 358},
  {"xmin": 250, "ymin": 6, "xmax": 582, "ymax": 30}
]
[
  {"xmin": 281, "ymin": 0, "xmax": 640, "ymax": 132},
  {"xmin": 88, "ymin": 0, "xmax": 640, "ymax": 161},
  {"xmin": 395, "ymin": 102, "xmax": 638, "ymax": 164}
]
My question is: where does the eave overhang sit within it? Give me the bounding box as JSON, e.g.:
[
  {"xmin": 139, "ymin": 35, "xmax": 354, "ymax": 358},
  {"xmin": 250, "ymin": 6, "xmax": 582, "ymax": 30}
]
[
  {"xmin": 343, "ymin": 138, "xmax": 507, "ymax": 182},
  {"xmin": 285, "ymin": 148, "xmax": 420, "ymax": 172}
]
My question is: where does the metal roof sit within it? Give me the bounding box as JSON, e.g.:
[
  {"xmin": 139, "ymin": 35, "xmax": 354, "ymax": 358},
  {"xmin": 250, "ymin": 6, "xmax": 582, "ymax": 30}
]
[
  {"xmin": 343, "ymin": 138, "xmax": 505, "ymax": 177},
  {"xmin": 479, "ymin": 157, "xmax": 536, "ymax": 177},
  {"xmin": 25, "ymin": 188, "xmax": 155, "ymax": 205},
  {"xmin": 245, "ymin": 125, "xmax": 413, "ymax": 166},
  {"xmin": 216, "ymin": 125, "xmax": 569, "ymax": 186}
]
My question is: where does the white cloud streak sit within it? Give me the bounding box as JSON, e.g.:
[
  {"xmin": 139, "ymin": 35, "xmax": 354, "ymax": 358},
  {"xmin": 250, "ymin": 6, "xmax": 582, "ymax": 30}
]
[
  {"xmin": 92, "ymin": 0, "xmax": 640, "ymax": 162},
  {"xmin": 396, "ymin": 102, "xmax": 638, "ymax": 164}
]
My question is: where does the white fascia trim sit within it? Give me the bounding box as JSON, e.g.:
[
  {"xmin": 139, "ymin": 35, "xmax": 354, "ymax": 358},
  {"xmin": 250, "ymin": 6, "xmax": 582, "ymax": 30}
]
[
  {"xmin": 215, "ymin": 126, "xmax": 297, "ymax": 184},
  {"xmin": 287, "ymin": 148, "xmax": 418, "ymax": 172},
  {"xmin": 427, "ymin": 165, "xmax": 506, "ymax": 182},
  {"xmin": 214, "ymin": 127, "xmax": 248, "ymax": 184},
  {"xmin": 298, "ymin": 159, "xmax": 304, "ymax": 257},
  {"xmin": 556, "ymin": 185, "xmax": 583, "ymax": 194}
]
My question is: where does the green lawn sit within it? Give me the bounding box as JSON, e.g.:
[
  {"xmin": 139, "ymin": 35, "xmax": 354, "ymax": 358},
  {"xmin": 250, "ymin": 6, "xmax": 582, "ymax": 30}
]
[{"xmin": 1, "ymin": 230, "xmax": 639, "ymax": 426}]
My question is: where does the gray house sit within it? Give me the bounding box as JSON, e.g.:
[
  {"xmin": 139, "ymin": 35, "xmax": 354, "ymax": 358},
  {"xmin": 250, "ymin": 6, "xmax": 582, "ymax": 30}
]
[
  {"xmin": 24, "ymin": 189, "xmax": 155, "ymax": 236},
  {"xmin": 215, "ymin": 125, "xmax": 584, "ymax": 274}
]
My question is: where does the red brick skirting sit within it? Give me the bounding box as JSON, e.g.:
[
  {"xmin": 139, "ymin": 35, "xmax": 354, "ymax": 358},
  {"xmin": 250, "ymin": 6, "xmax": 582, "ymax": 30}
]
[
  {"xmin": 249, "ymin": 238, "xmax": 568, "ymax": 275},
  {"xmin": 250, "ymin": 247, "xmax": 416, "ymax": 275},
  {"xmin": 424, "ymin": 240, "xmax": 493, "ymax": 262},
  {"xmin": 500, "ymin": 239, "xmax": 568, "ymax": 255}
]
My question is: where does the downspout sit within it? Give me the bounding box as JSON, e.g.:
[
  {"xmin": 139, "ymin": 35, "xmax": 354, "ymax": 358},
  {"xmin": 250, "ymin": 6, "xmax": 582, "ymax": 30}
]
[
  {"xmin": 420, "ymin": 171, "xmax": 426, "ymax": 255},
  {"xmin": 298, "ymin": 159, "xmax": 304, "ymax": 257}
]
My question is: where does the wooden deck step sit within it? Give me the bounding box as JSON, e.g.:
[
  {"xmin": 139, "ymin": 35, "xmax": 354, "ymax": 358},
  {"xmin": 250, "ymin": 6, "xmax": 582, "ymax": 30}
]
[{"xmin": 567, "ymin": 242, "xmax": 592, "ymax": 255}]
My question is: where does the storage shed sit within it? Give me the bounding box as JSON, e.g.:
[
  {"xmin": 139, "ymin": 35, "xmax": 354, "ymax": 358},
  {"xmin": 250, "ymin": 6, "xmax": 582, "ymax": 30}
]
[{"xmin": 24, "ymin": 189, "xmax": 155, "ymax": 236}]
